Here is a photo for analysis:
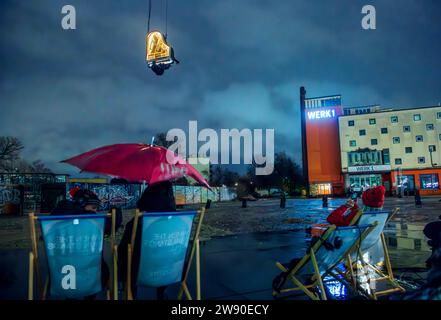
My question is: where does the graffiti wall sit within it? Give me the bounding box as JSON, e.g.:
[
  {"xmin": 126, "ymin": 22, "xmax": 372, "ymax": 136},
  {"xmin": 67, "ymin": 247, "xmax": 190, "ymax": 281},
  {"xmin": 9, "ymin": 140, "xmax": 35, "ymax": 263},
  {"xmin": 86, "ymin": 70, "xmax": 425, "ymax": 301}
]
[
  {"xmin": 66, "ymin": 183, "xmax": 236, "ymax": 210},
  {"xmin": 173, "ymin": 186, "xmax": 236, "ymax": 205},
  {"xmin": 67, "ymin": 183, "xmax": 142, "ymax": 210},
  {"xmin": 0, "ymin": 185, "xmax": 24, "ymax": 215}
]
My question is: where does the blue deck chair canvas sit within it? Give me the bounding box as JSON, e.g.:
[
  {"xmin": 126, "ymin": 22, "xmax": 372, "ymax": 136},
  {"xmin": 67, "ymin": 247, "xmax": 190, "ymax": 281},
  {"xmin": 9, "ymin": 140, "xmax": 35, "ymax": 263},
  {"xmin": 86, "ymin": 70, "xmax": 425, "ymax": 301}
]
[
  {"xmin": 28, "ymin": 211, "xmax": 118, "ymax": 300},
  {"xmin": 274, "ymin": 223, "xmax": 377, "ymax": 300},
  {"xmin": 126, "ymin": 208, "xmax": 205, "ymax": 300},
  {"xmin": 345, "ymin": 208, "xmax": 405, "ymax": 299}
]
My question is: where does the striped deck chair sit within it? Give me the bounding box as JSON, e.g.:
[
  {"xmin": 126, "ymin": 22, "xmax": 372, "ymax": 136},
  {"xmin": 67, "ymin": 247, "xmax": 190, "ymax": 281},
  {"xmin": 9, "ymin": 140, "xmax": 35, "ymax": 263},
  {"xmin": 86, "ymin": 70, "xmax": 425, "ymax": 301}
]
[
  {"xmin": 126, "ymin": 208, "xmax": 205, "ymax": 300},
  {"xmin": 28, "ymin": 210, "xmax": 118, "ymax": 300},
  {"xmin": 344, "ymin": 208, "xmax": 405, "ymax": 299},
  {"xmin": 273, "ymin": 223, "xmax": 377, "ymax": 300}
]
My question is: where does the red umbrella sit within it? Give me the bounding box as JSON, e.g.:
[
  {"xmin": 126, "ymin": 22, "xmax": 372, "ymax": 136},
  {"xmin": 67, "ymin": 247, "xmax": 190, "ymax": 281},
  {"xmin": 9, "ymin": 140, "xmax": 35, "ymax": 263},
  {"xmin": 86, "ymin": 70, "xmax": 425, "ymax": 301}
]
[{"xmin": 61, "ymin": 143, "xmax": 210, "ymax": 189}]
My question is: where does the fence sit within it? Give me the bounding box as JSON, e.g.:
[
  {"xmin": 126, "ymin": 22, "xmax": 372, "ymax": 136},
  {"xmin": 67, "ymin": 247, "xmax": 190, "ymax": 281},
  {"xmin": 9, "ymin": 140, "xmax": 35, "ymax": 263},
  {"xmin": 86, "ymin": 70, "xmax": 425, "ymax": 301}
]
[
  {"xmin": 173, "ymin": 185, "xmax": 236, "ymax": 206},
  {"xmin": 67, "ymin": 183, "xmax": 237, "ymax": 210}
]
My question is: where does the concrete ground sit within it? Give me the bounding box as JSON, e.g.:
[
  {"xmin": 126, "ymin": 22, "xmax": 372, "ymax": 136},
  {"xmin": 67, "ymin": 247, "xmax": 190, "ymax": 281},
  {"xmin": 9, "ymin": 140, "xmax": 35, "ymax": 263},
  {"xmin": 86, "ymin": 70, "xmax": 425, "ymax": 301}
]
[{"xmin": 0, "ymin": 195, "xmax": 439, "ymax": 299}]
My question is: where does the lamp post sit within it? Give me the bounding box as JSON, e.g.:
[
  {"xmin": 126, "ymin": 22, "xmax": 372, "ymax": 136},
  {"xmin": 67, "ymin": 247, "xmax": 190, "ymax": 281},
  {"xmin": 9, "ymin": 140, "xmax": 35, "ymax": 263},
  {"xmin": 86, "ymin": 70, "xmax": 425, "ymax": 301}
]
[{"xmin": 429, "ymin": 145, "xmax": 437, "ymax": 167}]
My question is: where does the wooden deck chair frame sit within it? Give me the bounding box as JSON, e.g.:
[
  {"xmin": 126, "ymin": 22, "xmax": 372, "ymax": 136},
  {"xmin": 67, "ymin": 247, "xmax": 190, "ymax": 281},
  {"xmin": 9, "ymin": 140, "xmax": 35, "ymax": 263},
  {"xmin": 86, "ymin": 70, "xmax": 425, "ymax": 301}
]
[
  {"xmin": 28, "ymin": 209, "xmax": 118, "ymax": 300},
  {"xmin": 344, "ymin": 207, "xmax": 405, "ymax": 299},
  {"xmin": 126, "ymin": 207, "xmax": 206, "ymax": 300},
  {"xmin": 273, "ymin": 223, "xmax": 378, "ymax": 300}
]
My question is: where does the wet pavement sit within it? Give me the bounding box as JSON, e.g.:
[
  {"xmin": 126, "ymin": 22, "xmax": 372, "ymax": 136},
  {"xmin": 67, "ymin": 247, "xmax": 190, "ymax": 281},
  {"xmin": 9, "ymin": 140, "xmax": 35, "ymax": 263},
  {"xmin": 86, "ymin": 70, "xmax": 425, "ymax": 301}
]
[{"xmin": 0, "ymin": 196, "xmax": 438, "ymax": 300}]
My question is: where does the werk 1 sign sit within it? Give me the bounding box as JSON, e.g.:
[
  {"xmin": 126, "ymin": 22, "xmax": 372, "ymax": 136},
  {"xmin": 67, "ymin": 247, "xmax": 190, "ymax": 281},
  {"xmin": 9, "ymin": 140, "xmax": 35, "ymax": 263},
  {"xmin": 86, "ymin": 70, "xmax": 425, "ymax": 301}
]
[
  {"xmin": 307, "ymin": 108, "xmax": 337, "ymax": 120},
  {"xmin": 348, "ymin": 165, "xmax": 391, "ymax": 173}
]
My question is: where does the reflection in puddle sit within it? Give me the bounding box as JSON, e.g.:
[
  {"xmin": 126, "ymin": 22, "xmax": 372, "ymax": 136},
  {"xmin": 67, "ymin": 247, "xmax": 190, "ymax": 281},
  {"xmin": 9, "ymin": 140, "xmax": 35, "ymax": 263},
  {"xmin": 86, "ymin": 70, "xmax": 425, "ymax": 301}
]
[{"xmin": 385, "ymin": 219, "xmax": 430, "ymax": 252}]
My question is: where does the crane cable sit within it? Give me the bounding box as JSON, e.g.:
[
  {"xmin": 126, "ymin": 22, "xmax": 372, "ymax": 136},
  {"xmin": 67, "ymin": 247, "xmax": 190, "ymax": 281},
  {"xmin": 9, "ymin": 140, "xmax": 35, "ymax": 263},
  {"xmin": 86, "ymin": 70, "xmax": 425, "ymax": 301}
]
[
  {"xmin": 147, "ymin": 0, "xmax": 168, "ymax": 39},
  {"xmin": 147, "ymin": 0, "xmax": 152, "ymax": 33}
]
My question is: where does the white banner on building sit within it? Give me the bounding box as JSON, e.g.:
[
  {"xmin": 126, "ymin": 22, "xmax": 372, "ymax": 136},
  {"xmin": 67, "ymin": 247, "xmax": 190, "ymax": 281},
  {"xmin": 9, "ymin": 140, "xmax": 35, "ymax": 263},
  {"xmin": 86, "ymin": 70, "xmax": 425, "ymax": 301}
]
[{"xmin": 348, "ymin": 165, "xmax": 391, "ymax": 173}]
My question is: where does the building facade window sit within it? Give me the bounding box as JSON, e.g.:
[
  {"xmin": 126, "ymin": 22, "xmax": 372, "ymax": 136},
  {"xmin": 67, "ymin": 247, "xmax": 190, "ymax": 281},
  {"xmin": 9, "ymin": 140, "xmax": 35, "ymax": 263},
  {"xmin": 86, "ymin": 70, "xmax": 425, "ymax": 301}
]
[
  {"xmin": 439, "ymin": 134, "xmax": 441, "ymax": 141},
  {"xmin": 426, "ymin": 123, "xmax": 434, "ymax": 131},
  {"xmin": 420, "ymin": 174, "xmax": 439, "ymax": 190},
  {"xmin": 359, "ymin": 129, "xmax": 366, "ymax": 136},
  {"xmin": 416, "ymin": 135, "xmax": 424, "ymax": 142},
  {"xmin": 437, "ymin": 112, "xmax": 441, "ymax": 119},
  {"xmin": 369, "ymin": 118, "xmax": 376, "ymax": 125},
  {"xmin": 393, "ymin": 137, "xmax": 400, "ymax": 144},
  {"xmin": 348, "ymin": 150, "xmax": 383, "ymax": 166},
  {"xmin": 418, "ymin": 157, "xmax": 425, "ymax": 164},
  {"xmin": 349, "ymin": 140, "xmax": 357, "ymax": 147},
  {"xmin": 348, "ymin": 120, "xmax": 355, "ymax": 126},
  {"xmin": 391, "ymin": 116, "xmax": 398, "ymax": 123},
  {"xmin": 405, "ymin": 147, "xmax": 413, "ymax": 153},
  {"xmin": 381, "ymin": 128, "xmax": 388, "ymax": 134},
  {"xmin": 371, "ymin": 139, "xmax": 378, "ymax": 145},
  {"xmin": 429, "ymin": 145, "xmax": 437, "ymax": 152},
  {"xmin": 403, "ymin": 126, "xmax": 411, "ymax": 133},
  {"xmin": 395, "ymin": 158, "xmax": 402, "ymax": 165},
  {"xmin": 383, "ymin": 149, "xmax": 390, "ymax": 164},
  {"xmin": 414, "ymin": 114, "xmax": 422, "ymax": 121}
]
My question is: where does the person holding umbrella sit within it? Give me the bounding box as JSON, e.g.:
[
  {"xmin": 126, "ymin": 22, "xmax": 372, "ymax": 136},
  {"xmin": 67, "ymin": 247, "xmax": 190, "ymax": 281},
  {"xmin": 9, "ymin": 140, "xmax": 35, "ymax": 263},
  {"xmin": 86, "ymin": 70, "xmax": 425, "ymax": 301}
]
[{"xmin": 118, "ymin": 181, "xmax": 176, "ymax": 299}]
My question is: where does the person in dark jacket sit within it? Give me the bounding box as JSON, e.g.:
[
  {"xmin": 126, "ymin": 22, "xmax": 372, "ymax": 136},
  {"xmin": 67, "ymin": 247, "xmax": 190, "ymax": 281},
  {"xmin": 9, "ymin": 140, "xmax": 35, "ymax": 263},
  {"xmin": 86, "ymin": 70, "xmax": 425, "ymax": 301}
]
[
  {"xmin": 118, "ymin": 181, "xmax": 176, "ymax": 299},
  {"xmin": 50, "ymin": 187, "xmax": 122, "ymax": 299}
]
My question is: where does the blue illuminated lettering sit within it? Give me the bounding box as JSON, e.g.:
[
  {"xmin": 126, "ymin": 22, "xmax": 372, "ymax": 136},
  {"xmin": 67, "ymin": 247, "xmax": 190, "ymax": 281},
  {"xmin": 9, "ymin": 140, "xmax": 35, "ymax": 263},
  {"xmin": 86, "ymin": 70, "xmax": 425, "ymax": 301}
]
[{"xmin": 307, "ymin": 109, "xmax": 336, "ymax": 120}]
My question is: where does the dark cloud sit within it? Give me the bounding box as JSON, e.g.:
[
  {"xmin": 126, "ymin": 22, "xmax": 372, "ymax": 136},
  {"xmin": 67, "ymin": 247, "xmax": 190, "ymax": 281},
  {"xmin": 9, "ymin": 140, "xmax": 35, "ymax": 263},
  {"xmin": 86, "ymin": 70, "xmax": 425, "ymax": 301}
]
[{"xmin": 0, "ymin": 0, "xmax": 440, "ymax": 175}]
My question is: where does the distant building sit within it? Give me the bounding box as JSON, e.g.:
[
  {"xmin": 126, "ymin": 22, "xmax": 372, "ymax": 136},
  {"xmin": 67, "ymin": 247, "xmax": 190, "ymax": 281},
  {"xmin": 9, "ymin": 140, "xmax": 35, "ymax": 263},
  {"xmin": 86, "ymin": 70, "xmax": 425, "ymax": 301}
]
[
  {"xmin": 300, "ymin": 87, "xmax": 344, "ymax": 196},
  {"xmin": 339, "ymin": 105, "xmax": 441, "ymax": 195}
]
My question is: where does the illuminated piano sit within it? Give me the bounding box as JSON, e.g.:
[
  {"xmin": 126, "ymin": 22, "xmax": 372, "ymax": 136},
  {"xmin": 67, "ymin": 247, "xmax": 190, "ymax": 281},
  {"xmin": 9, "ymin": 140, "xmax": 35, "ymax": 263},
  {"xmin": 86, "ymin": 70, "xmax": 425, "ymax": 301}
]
[{"xmin": 146, "ymin": 31, "xmax": 179, "ymax": 75}]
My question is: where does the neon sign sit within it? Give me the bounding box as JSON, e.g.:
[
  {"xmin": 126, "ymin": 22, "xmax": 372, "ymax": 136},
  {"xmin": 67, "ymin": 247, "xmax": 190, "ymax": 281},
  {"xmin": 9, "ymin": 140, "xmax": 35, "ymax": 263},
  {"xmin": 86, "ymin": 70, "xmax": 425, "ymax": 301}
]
[{"xmin": 307, "ymin": 109, "xmax": 336, "ymax": 120}]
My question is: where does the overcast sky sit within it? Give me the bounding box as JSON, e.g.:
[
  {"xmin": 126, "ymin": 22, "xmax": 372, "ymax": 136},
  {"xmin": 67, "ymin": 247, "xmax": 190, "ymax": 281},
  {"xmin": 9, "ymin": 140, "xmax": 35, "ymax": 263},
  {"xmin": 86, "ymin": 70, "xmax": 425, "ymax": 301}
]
[{"xmin": 0, "ymin": 0, "xmax": 440, "ymax": 175}]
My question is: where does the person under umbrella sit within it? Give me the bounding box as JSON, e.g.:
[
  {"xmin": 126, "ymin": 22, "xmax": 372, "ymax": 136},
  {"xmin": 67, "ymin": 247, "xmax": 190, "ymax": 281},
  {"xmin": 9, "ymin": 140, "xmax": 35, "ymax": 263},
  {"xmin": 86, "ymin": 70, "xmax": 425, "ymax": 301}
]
[{"xmin": 118, "ymin": 181, "xmax": 176, "ymax": 300}]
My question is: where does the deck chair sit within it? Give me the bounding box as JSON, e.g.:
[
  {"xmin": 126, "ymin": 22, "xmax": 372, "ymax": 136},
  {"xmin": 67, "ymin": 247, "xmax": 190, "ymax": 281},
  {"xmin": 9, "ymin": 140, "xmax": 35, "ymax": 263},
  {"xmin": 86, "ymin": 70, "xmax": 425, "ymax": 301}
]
[
  {"xmin": 126, "ymin": 208, "xmax": 205, "ymax": 300},
  {"xmin": 28, "ymin": 210, "xmax": 118, "ymax": 300},
  {"xmin": 344, "ymin": 208, "xmax": 405, "ymax": 299},
  {"xmin": 273, "ymin": 223, "xmax": 377, "ymax": 300}
]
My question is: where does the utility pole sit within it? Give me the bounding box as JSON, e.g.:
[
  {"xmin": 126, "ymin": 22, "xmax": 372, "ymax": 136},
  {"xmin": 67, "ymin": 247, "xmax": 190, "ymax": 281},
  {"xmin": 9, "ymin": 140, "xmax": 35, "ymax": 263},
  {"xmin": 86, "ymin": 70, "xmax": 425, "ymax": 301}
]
[{"xmin": 300, "ymin": 86, "xmax": 309, "ymax": 195}]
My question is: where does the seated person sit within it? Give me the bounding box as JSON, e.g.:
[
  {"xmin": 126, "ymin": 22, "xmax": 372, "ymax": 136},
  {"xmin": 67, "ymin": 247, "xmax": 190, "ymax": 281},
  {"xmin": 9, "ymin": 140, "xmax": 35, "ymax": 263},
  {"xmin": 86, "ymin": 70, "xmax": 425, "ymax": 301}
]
[
  {"xmin": 49, "ymin": 187, "xmax": 122, "ymax": 299},
  {"xmin": 327, "ymin": 185, "xmax": 386, "ymax": 226}
]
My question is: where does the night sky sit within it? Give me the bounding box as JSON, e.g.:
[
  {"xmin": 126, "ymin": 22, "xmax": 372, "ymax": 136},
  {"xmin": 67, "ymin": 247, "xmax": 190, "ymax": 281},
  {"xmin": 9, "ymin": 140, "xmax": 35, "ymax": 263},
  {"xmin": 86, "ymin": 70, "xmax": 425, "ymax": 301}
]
[{"xmin": 0, "ymin": 0, "xmax": 440, "ymax": 175}]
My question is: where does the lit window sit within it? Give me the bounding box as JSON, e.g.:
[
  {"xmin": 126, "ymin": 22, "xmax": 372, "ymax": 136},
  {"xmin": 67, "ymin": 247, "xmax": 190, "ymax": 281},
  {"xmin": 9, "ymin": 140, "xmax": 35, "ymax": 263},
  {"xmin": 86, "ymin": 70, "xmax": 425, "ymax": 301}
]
[
  {"xmin": 348, "ymin": 120, "xmax": 355, "ymax": 126},
  {"xmin": 383, "ymin": 149, "xmax": 390, "ymax": 164},
  {"xmin": 381, "ymin": 128, "xmax": 388, "ymax": 134},
  {"xmin": 392, "ymin": 137, "xmax": 400, "ymax": 144},
  {"xmin": 369, "ymin": 118, "xmax": 376, "ymax": 125},
  {"xmin": 395, "ymin": 158, "xmax": 402, "ymax": 165},
  {"xmin": 403, "ymin": 126, "xmax": 411, "ymax": 132},
  {"xmin": 416, "ymin": 135, "xmax": 424, "ymax": 142},
  {"xmin": 405, "ymin": 147, "xmax": 412, "ymax": 154},
  {"xmin": 420, "ymin": 174, "xmax": 439, "ymax": 190},
  {"xmin": 359, "ymin": 129, "xmax": 366, "ymax": 136},
  {"xmin": 349, "ymin": 140, "xmax": 357, "ymax": 147},
  {"xmin": 418, "ymin": 157, "xmax": 425, "ymax": 164},
  {"xmin": 426, "ymin": 124, "xmax": 434, "ymax": 131},
  {"xmin": 414, "ymin": 114, "xmax": 422, "ymax": 121},
  {"xmin": 391, "ymin": 116, "xmax": 398, "ymax": 123},
  {"xmin": 371, "ymin": 139, "xmax": 378, "ymax": 145}
]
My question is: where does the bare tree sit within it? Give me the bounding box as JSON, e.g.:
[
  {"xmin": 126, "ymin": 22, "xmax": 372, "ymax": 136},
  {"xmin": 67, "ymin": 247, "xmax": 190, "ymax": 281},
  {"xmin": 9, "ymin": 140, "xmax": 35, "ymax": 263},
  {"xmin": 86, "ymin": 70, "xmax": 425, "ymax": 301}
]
[
  {"xmin": 0, "ymin": 136, "xmax": 24, "ymax": 172},
  {"xmin": 0, "ymin": 137, "xmax": 23, "ymax": 161},
  {"xmin": 30, "ymin": 160, "xmax": 52, "ymax": 173}
]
